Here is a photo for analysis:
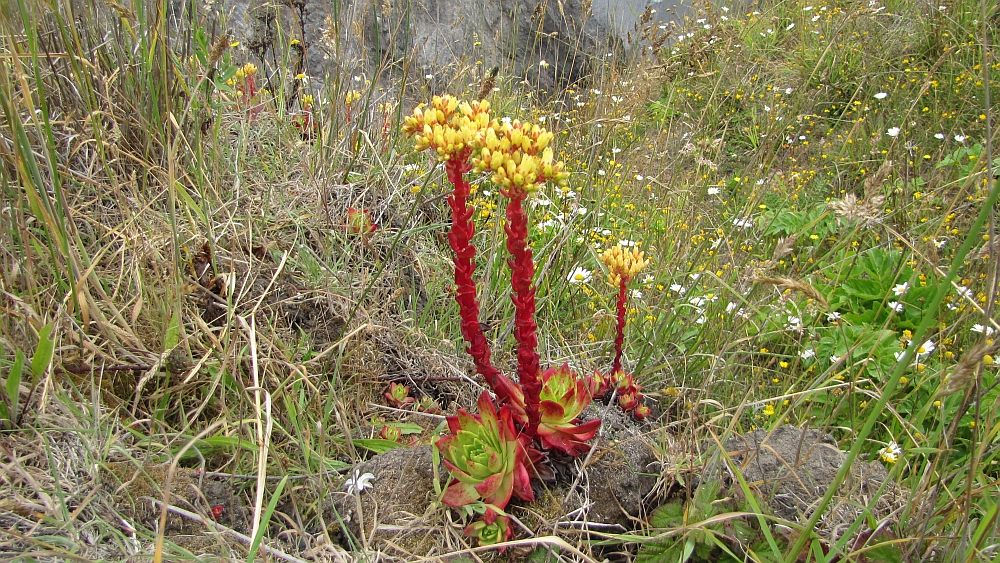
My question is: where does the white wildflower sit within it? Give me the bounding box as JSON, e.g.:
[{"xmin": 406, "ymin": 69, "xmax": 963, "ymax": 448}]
[
  {"xmin": 345, "ymin": 470, "xmax": 376, "ymax": 494},
  {"xmin": 567, "ymin": 267, "xmax": 593, "ymax": 284}
]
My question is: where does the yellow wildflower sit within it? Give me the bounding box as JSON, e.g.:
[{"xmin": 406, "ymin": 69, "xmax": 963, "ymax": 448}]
[
  {"xmin": 401, "ymin": 95, "xmax": 492, "ymax": 161},
  {"xmin": 473, "ymin": 119, "xmax": 568, "ymax": 193},
  {"xmin": 599, "ymin": 245, "xmax": 651, "ymax": 286}
]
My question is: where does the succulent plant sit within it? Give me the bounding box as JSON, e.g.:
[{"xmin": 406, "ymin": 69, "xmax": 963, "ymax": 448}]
[
  {"xmin": 346, "ymin": 207, "xmax": 377, "ymax": 234},
  {"xmin": 535, "ymin": 364, "xmax": 600, "ymax": 456},
  {"xmin": 384, "ymin": 382, "xmax": 415, "ymax": 408},
  {"xmin": 435, "ymin": 391, "xmax": 534, "ymax": 509},
  {"xmin": 464, "ymin": 510, "xmax": 512, "ymax": 550}
]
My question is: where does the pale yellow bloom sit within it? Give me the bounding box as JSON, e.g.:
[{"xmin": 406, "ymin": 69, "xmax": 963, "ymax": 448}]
[
  {"xmin": 473, "ymin": 119, "xmax": 567, "ymax": 193},
  {"xmin": 345, "ymin": 90, "xmax": 361, "ymax": 104},
  {"xmin": 401, "ymin": 95, "xmax": 492, "ymax": 161},
  {"xmin": 600, "ymin": 245, "xmax": 651, "ymax": 286}
]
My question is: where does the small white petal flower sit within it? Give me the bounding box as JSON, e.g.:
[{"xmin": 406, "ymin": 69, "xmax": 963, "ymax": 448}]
[
  {"xmin": 669, "ymin": 283, "xmax": 686, "ymax": 294},
  {"xmin": 726, "ymin": 302, "xmax": 738, "ymax": 312},
  {"xmin": 826, "ymin": 312, "xmax": 842, "ymax": 321},
  {"xmin": 619, "ymin": 239, "xmax": 637, "ymax": 247},
  {"xmin": 888, "ymin": 301, "xmax": 904, "ymax": 313},
  {"xmin": 800, "ymin": 348, "xmax": 816, "ymax": 360},
  {"xmin": 886, "ymin": 127, "xmax": 901, "ymax": 137},
  {"xmin": 707, "ymin": 187, "xmax": 721, "ymax": 195},
  {"xmin": 878, "ymin": 441, "xmax": 901, "ymax": 463},
  {"xmin": 955, "ymin": 134, "xmax": 966, "ymax": 143},
  {"xmin": 567, "ymin": 267, "xmax": 593, "ymax": 284},
  {"xmin": 892, "ymin": 282, "xmax": 909, "ymax": 296},
  {"xmin": 910, "ymin": 339, "xmax": 935, "ymax": 356},
  {"xmin": 934, "ymin": 133, "xmax": 945, "ymax": 139},
  {"xmin": 956, "ymin": 286, "xmax": 973, "ymax": 299},
  {"xmin": 732, "ymin": 217, "xmax": 754, "ymax": 229},
  {"xmin": 874, "ymin": 92, "xmax": 888, "ymax": 99},
  {"xmin": 971, "ymin": 324, "xmax": 996, "ymax": 336},
  {"xmin": 345, "ymin": 470, "xmax": 376, "ymax": 494}
]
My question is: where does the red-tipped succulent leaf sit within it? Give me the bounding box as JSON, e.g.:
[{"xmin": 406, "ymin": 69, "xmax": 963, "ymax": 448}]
[
  {"xmin": 535, "ymin": 364, "xmax": 600, "ymax": 456},
  {"xmin": 435, "ymin": 392, "xmax": 534, "ymax": 509}
]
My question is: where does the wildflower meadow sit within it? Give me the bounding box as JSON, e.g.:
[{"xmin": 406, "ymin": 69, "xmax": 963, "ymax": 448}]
[{"xmin": 0, "ymin": 0, "xmax": 997, "ymax": 561}]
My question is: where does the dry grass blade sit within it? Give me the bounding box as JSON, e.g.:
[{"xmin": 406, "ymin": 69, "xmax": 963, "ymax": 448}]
[
  {"xmin": 938, "ymin": 338, "xmax": 999, "ymax": 398},
  {"xmin": 753, "ymin": 276, "xmax": 831, "ymax": 310},
  {"xmin": 146, "ymin": 499, "xmax": 316, "ymax": 563}
]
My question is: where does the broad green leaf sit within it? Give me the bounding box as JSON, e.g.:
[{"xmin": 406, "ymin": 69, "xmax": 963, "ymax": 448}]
[
  {"xmin": 651, "ymin": 499, "xmax": 685, "ymax": 529},
  {"xmin": 31, "ymin": 323, "xmax": 55, "ymax": 380},
  {"xmin": 353, "ymin": 438, "xmax": 406, "ymax": 454},
  {"xmin": 6, "ymin": 351, "xmax": 25, "ymax": 415},
  {"xmin": 164, "ymin": 311, "xmax": 180, "ymax": 350}
]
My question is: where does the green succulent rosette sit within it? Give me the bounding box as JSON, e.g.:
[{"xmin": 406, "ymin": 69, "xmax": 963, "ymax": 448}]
[
  {"xmin": 463, "ymin": 510, "xmax": 512, "ymax": 550},
  {"xmin": 436, "ymin": 391, "xmax": 534, "ymax": 508},
  {"xmin": 536, "ymin": 363, "xmax": 601, "ymax": 456}
]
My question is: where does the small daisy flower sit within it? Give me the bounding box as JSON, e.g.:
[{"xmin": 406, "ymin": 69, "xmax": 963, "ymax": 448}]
[
  {"xmin": 888, "ymin": 301, "xmax": 904, "ymax": 313},
  {"xmin": 886, "ymin": 127, "xmax": 901, "ymax": 137},
  {"xmin": 669, "ymin": 283, "xmax": 686, "ymax": 294},
  {"xmin": 955, "ymin": 134, "xmax": 966, "ymax": 143},
  {"xmin": 874, "ymin": 92, "xmax": 888, "ymax": 99},
  {"xmin": 826, "ymin": 312, "xmax": 842, "ymax": 322},
  {"xmin": 567, "ymin": 267, "xmax": 593, "ymax": 284},
  {"xmin": 708, "ymin": 187, "xmax": 721, "ymax": 195},
  {"xmin": 892, "ymin": 282, "xmax": 909, "ymax": 296},
  {"xmin": 800, "ymin": 348, "xmax": 816, "ymax": 360},
  {"xmin": 971, "ymin": 324, "xmax": 996, "ymax": 336},
  {"xmin": 878, "ymin": 441, "xmax": 902, "ymax": 464},
  {"xmin": 912, "ymin": 339, "xmax": 935, "ymax": 356},
  {"xmin": 732, "ymin": 217, "xmax": 754, "ymax": 229}
]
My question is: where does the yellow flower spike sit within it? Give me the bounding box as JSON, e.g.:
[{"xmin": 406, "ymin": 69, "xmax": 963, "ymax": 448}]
[{"xmin": 600, "ymin": 245, "xmax": 651, "ymax": 286}]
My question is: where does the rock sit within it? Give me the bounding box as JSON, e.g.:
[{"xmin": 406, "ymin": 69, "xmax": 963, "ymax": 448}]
[
  {"xmin": 718, "ymin": 425, "xmax": 905, "ymax": 537},
  {"xmin": 193, "ymin": 0, "xmax": 692, "ymax": 91},
  {"xmin": 582, "ymin": 434, "xmax": 659, "ymax": 530}
]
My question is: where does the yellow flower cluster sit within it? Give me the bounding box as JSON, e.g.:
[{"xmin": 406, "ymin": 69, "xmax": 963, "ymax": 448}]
[
  {"xmin": 235, "ymin": 63, "xmax": 257, "ymax": 80},
  {"xmin": 345, "ymin": 90, "xmax": 361, "ymax": 104},
  {"xmin": 600, "ymin": 245, "xmax": 651, "ymax": 286},
  {"xmin": 401, "ymin": 95, "xmax": 492, "ymax": 161},
  {"xmin": 474, "ymin": 120, "xmax": 568, "ymax": 194},
  {"xmin": 226, "ymin": 63, "xmax": 258, "ymax": 87}
]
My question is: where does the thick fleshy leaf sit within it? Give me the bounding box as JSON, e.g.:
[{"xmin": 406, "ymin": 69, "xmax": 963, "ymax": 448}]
[
  {"xmin": 538, "ymin": 400, "xmax": 566, "ymax": 420},
  {"xmin": 442, "ymin": 480, "xmax": 480, "ymax": 507},
  {"xmin": 511, "ymin": 454, "xmax": 535, "ymax": 502},
  {"xmin": 538, "ymin": 418, "xmax": 602, "ymax": 456},
  {"xmin": 435, "ymin": 391, "xmax": 534, "ymax": 510}
]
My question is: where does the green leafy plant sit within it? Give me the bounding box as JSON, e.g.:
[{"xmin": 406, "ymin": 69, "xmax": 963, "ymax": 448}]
[{"xmin": 0, "ymin": 322, "xmax": 55, "ymax": 429}]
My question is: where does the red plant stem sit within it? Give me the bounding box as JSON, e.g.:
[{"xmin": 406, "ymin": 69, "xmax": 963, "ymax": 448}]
[
  {"xmin": 612, "ymin": 277, "xmax": 628, "ymax": 375},
  {"xmin": 503, "ymin": 188, "xmax": 542, "ymax": 437},
  {"xmin": 444, "ymin": 154, "xmax": 505, "ymax": 398}
]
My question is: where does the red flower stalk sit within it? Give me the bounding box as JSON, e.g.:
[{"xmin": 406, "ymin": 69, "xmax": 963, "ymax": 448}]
[
  {"xmin": 612, "ymin": 276, "xmax": 628, "ymax": 375},
  {"xmin": 503, "ymin": 186, "xmax": 543, "ymax": 437},
  {"xmin": 445, "ymin": 151, "xmax": 509, "ymax": 402}
]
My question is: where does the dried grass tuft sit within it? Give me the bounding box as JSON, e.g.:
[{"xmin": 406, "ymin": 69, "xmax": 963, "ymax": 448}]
[{"xmin": 753, "ymin": 276, "xmax": 831, "ymax": 310}]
